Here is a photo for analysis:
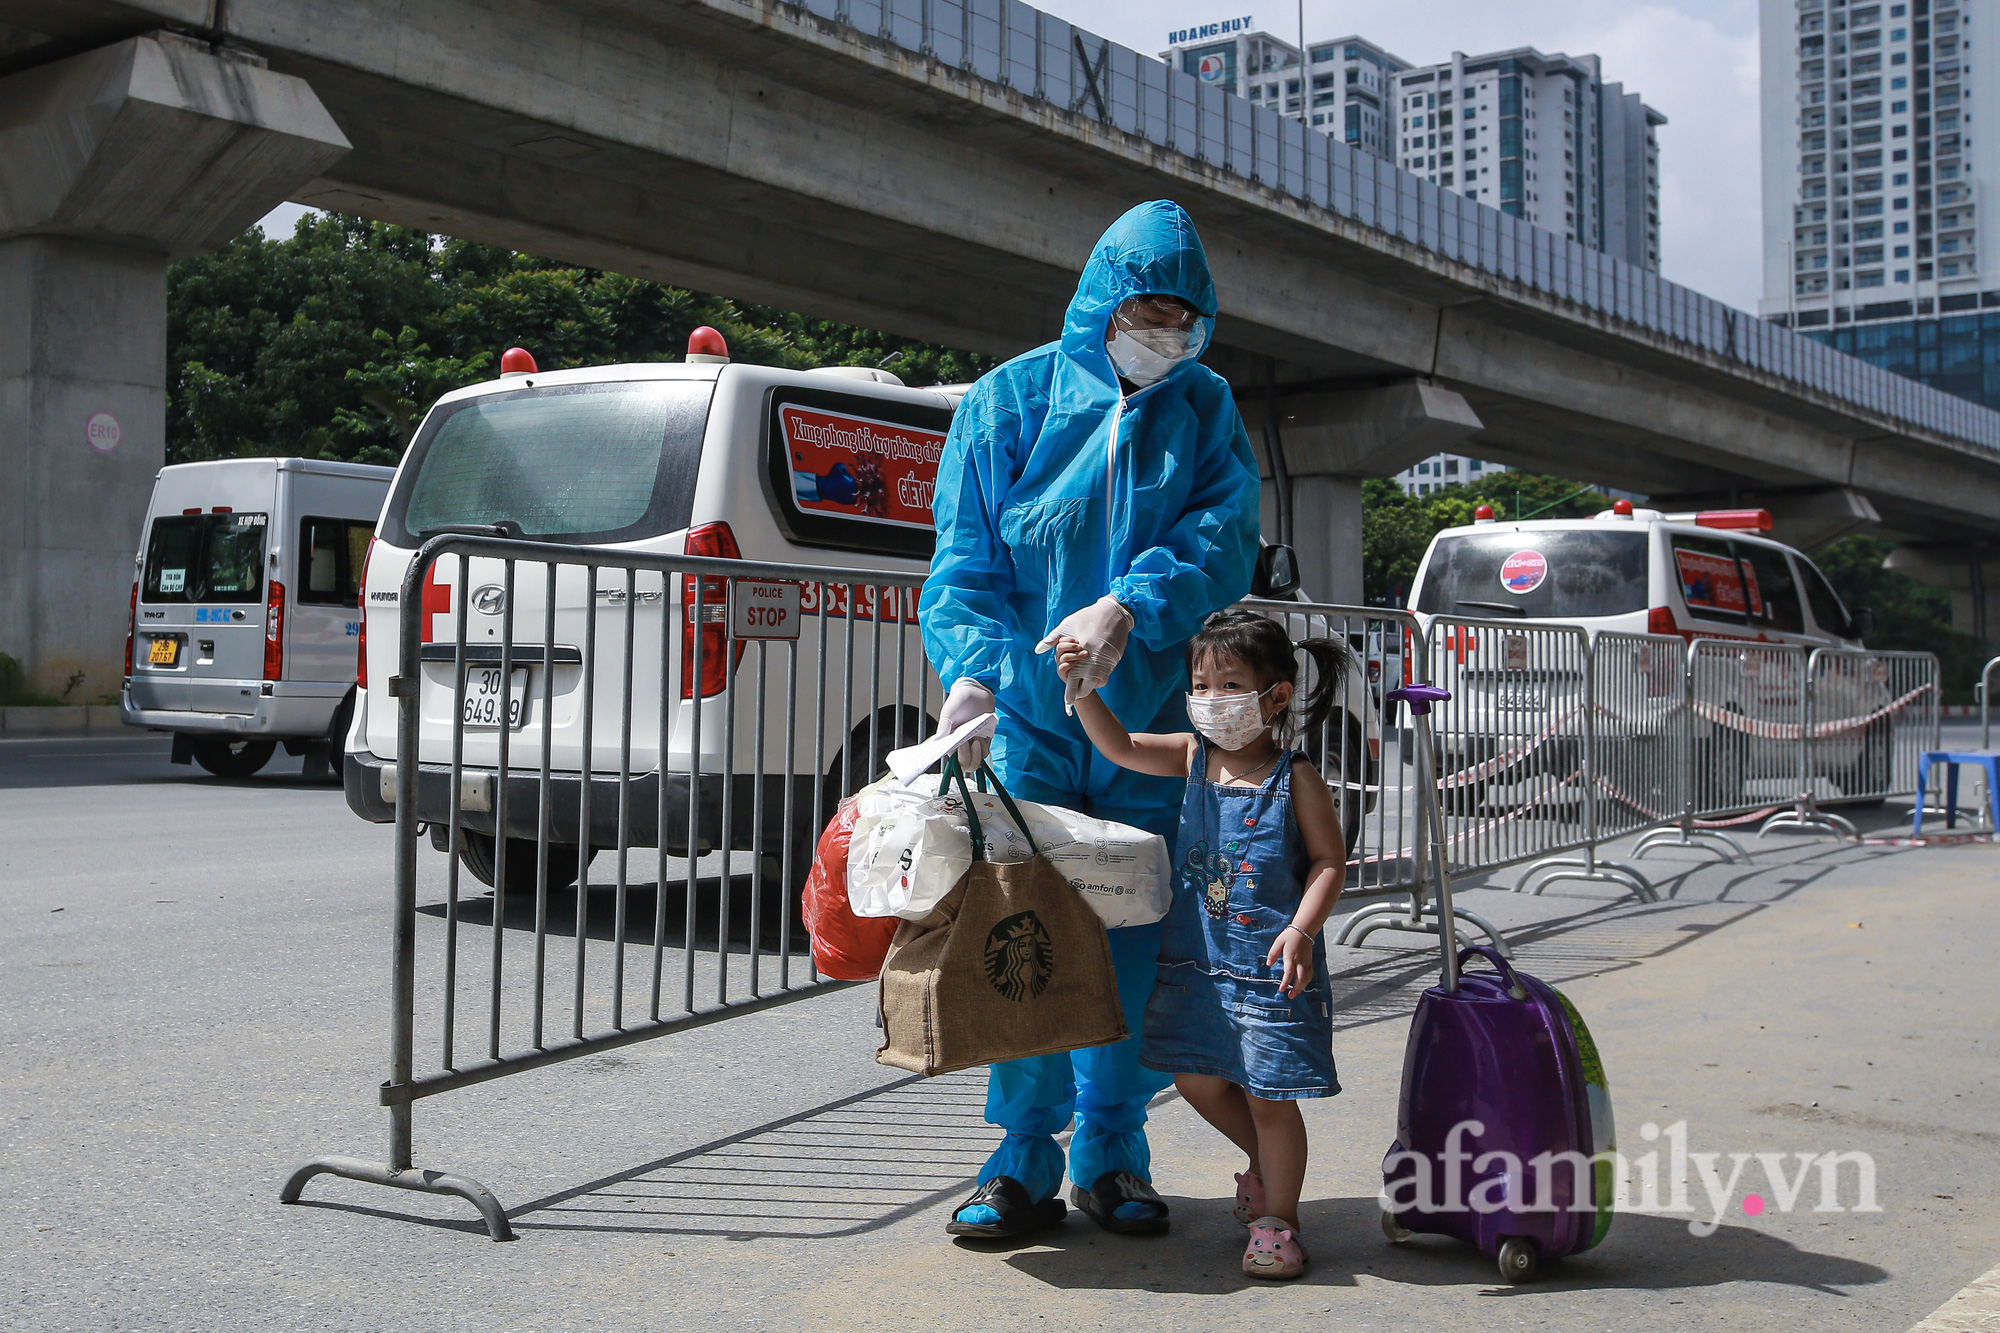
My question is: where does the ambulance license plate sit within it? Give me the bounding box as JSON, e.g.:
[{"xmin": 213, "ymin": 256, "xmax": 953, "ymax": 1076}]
[
  {"xmin": 461, "ymin": 667, "xmax": 529, "ymax": 729},
  {"xmin": 147, "ymin": 637, "xmax": 179, "ymax": 666}
]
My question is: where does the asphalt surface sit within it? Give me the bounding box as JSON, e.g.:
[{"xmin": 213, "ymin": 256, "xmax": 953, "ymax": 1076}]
[{"xmin": 3, "ymin": 732, "xmax": 1997, "ymax": 1331}]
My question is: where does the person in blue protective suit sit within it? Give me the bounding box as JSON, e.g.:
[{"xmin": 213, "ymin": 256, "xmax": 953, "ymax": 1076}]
[{"xmin": 920, "ymin": 199, "xmax": 1263, "ymax": 1240}]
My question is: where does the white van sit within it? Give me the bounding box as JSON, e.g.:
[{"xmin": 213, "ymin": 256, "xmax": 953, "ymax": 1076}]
[
  {"xmin": 121, "ymin": 458, "xmax": 393, "ymax": 778},
  {"xmin": 341, "ymin": 345, "xmax": 956, "ymax": 890},
  {"xmin": 1404, "ymin": 502, "xmax": 1885, "ymax": 806},
  {"xmin": 1408, "ymin": 503, "xmax": 1870, "ymax": 648}
]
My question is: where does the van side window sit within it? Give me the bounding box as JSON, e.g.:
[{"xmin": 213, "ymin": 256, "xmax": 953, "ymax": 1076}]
[
  {"xmin": 1797, "ymin": 556, "xmax": 1853, "ymax": 637},
  {"xmin": 1734, "ymin": 542, "xmax": 1804, "ymax": 634},
  {"xmin": 1670, "ymin": 534, "xmax": 1750, "ymax": 621},
  {"xmin": 299, "ymin": 518, "xmax": 376, "ymax": 606},
  {"xmin": 765, "ymin": 388, "xmax": 952, "ymax": 559}
]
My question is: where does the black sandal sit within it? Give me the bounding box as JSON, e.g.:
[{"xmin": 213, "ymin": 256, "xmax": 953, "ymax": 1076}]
[
  {"xmin": 1070, "ymin": 1170, "xmax": 1171, "ymax": 1235},
  {"xmin": 945, "ymin": 1176, "xmax": 1067, "ymax": 1238}
]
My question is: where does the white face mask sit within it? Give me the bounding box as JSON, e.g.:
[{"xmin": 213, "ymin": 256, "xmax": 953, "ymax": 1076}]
[
  {"xmin": 1185, "ymin": 685, "xmax": 1277, "ymax": 751},
  {"xmin": 1107, "ymin": 325, "xmax": 1202, "ymax": 387}
]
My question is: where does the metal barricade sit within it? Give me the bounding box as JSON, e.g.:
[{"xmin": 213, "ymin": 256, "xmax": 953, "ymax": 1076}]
[
  {"xmin": 1804, "ymin": 647, "xmax": 1938, "ymax": 797},
  {"xmin": 284, "ymin": 535, "xmax": 933, "ymax": 1239},
  {"xmin": 1512, "ymin": 631, "xmax": 1675, "ymax": 901}
]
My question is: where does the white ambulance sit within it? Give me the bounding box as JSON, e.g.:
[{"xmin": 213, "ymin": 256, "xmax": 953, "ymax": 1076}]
[
  {"xmin": 1404, "ymin": 501, "xmax": 1885, "ymax": 810},
  {"xmin": 341, "ymin": 338, "xmax": 957, "ymax": 891},
  {"xmin": 121, "ymin": 457, "xmax": 393, "ymax": 778}
]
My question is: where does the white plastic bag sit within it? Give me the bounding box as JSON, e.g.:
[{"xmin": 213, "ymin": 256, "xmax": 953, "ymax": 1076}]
[{"xmin": 846, "ymin": 775, "xmax": 1172, "ymax": 928}]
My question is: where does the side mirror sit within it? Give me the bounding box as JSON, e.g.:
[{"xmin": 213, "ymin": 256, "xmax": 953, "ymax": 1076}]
[
  {"xmin": 1252, "ymin": 543, "xmax": 1301, "ymax": 599},
  {"xmin": 1847, "ymin": 607, "xmax": 1875, "ymax": 640}
]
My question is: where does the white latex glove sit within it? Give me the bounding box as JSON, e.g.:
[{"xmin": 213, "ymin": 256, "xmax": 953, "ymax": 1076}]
[
  {"xmin": 1035, "ymin": 595, "xmax": 1134, "ymax": 711},
  {"xmin": 936, "ymin": 678, "xmax": 997, "ymax": 770}
]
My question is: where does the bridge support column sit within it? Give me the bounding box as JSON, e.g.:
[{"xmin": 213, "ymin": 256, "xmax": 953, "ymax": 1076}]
[
  {"xmin": 0, "ymin": 34, "xmax": 347, "ymax": 700},
  {"xmin": 1244, "ymin": 381, "xmax": 1482, "ymax": 607}
]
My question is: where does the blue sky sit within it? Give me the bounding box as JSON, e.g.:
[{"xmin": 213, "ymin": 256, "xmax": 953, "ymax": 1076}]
[{"xmin": 260, "ymin": 0, "xmax": 1765, "ymax": 311}]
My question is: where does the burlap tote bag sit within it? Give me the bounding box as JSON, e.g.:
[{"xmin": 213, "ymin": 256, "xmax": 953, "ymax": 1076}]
[{"xmin": 876, "ymin": 761, "xmax": 1127, "ymax": 1076}]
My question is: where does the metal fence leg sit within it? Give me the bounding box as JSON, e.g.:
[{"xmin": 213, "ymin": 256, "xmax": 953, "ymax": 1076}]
[
  {"xmin": 1632, "ymin": 821, "xmax": 1751, "ymax": 864},
  {"xmin": 281, "ymin": 1157, "xmax": 514, "ymax": 1242},
  {"xmin": 1757, "ymin": 799, "xmax": 1860, "ymax": 843},
  {"xmin": 1334, "ymin": 891, "xmax": 1513, "ymax": 958},
  {"xmin": 1515, "ymin": 845, "xmax": 1658, "ymax": 903}
]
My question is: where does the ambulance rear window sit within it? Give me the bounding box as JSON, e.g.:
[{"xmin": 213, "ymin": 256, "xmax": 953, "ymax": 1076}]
[
  {"xmin": 388, "ymin": 381, "xmax": 711, "ymax": 545},
  {"xmin": 1416, "ymin": 530, "xmax": 1648, "ymax": 619}
]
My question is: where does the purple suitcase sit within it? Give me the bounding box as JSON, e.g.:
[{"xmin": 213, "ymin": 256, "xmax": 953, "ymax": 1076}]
[
  {"xmin": 1380, "ymin": 945, "xmax": 1615, "ymax": 1282},
  {"xmin": 1377, "ymin": 685, "xmax": 1615, "ymax": 1283}
]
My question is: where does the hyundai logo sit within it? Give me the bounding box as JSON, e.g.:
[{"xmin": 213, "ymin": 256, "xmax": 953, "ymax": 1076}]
[{"xmin": 471, "ymin": 584, "xmax": 507, "ymax": 615}]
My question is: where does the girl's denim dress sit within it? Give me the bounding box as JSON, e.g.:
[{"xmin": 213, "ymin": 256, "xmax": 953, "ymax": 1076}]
[{"xmin": 1140, "ymin": 738, "xmax": 1339, "ymax": 1100}]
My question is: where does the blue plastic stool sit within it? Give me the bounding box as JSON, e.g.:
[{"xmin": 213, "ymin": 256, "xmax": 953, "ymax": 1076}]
[{"xmin": 1913, "ymin": 751, "xmax": 2000, "ymax": 835}]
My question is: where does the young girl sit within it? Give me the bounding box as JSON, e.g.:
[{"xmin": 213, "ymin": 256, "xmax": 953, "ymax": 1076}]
[{"xmin": 1056, "ymin": 609, "xmax": 1349, "ymax": 1281}]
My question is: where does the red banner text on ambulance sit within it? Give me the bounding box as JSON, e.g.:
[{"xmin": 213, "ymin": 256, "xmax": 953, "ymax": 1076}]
[
  {"xmin": 781, "ymin": 405, "xmax": 946, "ymax": 531},
  {"xmin": 1675, "ymin": 548, "xmax": 1763, "ymax": 617}
]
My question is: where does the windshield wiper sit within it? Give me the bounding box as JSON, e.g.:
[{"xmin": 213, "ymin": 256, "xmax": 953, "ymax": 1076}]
[
  {"xmin": 1454, "ymin": 600, "xmax": 1527, "ymax": 616},
  {"xmin": 420, "ymin": 521, "xmax": 525, "ymax": 539}
]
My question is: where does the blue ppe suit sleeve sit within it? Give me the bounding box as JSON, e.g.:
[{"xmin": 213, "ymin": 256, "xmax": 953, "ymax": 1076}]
[
  {"xmin": 1110, "ymin": 392, "xmax": 1261, "ymax": 650},
  {"xmin": 921, "ymin": 375, "xmax": 1021, "ymax": 692}
]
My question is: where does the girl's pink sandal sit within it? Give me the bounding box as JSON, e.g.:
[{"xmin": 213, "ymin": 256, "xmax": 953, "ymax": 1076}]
[{"xmin": 1242, "ymin": 1216, "xmax": 1308, "ymax": 1280}]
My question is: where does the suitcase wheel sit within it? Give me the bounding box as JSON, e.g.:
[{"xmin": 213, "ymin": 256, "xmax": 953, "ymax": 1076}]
[
  {"xmin": 1380, "ymin": 1211, "xmax": 1413, "ymax": 1244},
  {"xmin": 1498, "ymin": 1236, "xmax": 1539, "ymax": 1284}
]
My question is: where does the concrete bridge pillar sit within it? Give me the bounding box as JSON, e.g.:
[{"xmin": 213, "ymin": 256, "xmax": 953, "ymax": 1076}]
[
  {"xmin": 0, "ymin": 33, "xmax": 347, "ymax": 701},
  {"xmin": 1243, "ymin": 381, "xmax": 1483, "ymax": 607}
]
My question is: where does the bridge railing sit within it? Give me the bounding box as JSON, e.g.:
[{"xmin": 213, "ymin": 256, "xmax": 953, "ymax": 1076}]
[{"xmin": 777, "ymin": 0, "xmax": 2000, "ymax": 453}]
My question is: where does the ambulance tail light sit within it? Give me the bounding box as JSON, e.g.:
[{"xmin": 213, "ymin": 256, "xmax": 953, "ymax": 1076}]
[
  {"xmin": 1402, "ymin": 628, "xmax": 1414, "ymax": 686},
  {"xmin": 124, "ymin": 581, "xmax": 138, "ymax": 677},
  {"xmin": 681, "ymin": 522, "xmax": 743, "ymax": 699},
  {"xmin": 264, "ymin": 579, "xmax": 286, "ymax": 680},
  {"xmin": 1648, "ymin": 606, "xmax": 1680, "ymax": 638},
  {"xmin": 356, "ymin": 537, "xmax": 375, "ymax": 691}
]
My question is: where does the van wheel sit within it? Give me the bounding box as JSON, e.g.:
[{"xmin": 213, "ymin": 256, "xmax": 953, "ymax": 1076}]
[
  {"xmin": 458, "ymin": 832, "xmax": 584, "ymax": 895},
  {"xmin": 190, "ymin": 737, "xmax": 276, "ymax": 778}
]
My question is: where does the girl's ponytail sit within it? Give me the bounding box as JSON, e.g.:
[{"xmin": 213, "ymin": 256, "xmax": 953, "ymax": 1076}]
[{"xmin": 1291, "ymin": 636, "xmax": 1355, "ymax": 739}]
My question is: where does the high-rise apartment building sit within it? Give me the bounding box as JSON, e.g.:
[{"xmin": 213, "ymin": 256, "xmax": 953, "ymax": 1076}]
[
  {"xmin": 1760, "ymin": 0, "xmax": 1998, "ymax": 409},
  {"xmin": 1162, "ymin": 31, "xmax": 1664, "ymax": 271},
  {"xmin": 1393, "ymin": 50, "xmax": 1665, "ymax": 269},
  {"xmin": 1161, "ymin": 31, "xmax": 1409, "ymax": 157},
  {"xmin": 1396, "ymin": 453, "xmax": 1511, "ymax": 495}
]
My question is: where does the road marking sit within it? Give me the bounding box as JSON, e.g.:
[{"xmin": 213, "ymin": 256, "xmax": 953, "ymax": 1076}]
[{"xmin": 1909, "ymin": 1259, "xmax": 2000, "ymax": 1332}]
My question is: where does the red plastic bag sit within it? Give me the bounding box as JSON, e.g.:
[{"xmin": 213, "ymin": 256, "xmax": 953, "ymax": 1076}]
[{"xmin": 802, "ymin": 794, "xmax": 900, "ymax": 981}]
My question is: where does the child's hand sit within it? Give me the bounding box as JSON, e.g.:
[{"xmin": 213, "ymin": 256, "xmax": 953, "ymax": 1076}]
[
  {"xmin": 1266, "ymin": 924, "xmax": 1314, "ymax": 998},
  {"xmin": 1053, "ymin": 637, "xmax": 1089, "ymax": 684}
]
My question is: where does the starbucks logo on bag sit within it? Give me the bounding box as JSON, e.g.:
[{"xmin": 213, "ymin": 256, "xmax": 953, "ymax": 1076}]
[{"xmin": 982, "ymin": 911, "xmax": 1053, "ymax": 1003}]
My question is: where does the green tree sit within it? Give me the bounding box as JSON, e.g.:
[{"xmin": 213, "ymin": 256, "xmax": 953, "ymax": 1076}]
[
  {"xmin": 165, "ymin": 212, "xmax": 997, "ymax": 466},
  {"xmin": 1815, "ymin": 535, "xmax": 1988, "ymax": 703}
]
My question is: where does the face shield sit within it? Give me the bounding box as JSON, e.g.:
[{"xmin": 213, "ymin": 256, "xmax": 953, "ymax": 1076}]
[{"xmin": 1105, "ymin": 294, "xmax": 1209, "ymax": 387}]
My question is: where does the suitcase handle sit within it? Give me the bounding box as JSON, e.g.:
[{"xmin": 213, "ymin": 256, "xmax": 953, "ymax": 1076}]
[
  {"xmin": 1458, "ymin": 944, "xmax": 1530, "ymax": 1001},
  {"xmin": 940, "ymin": 756, "xmax": 1041, "ymax": 861}
]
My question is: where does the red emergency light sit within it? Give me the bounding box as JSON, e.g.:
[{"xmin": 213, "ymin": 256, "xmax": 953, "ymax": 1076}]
[
  {"xmin": 1473, "ymin": 504, "xmax": 1495, "ymax": 522},
  {"xmin": 1612, "ymin": 498, "xmax": 1634, "ymax": 515},
  {"xmin": 1692, "ymin": 508, "xmax": 1774, "ymax": 532},
  {"xmin": 500, "ymin": 346, "xmax": 538, "ymax": 376},
  {"xmin": 686, "ymin": 326, "xmax": 731, "ymax": 361}
]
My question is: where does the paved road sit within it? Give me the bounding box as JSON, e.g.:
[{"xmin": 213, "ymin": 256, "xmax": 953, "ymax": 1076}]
[{"xmin": 3, "ymin": 737, "xmax": 1996, "ymax": 1331}]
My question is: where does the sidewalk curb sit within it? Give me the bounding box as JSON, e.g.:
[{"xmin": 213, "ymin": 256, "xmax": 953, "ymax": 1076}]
[
  {"xmin": 0, "ymin": 705, "xmax": 125, "ymax": 736},
  {"xmin": 1907, "ymin": 1259, "xmax": 2000, "ymax": 1332}
]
